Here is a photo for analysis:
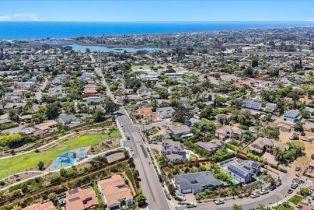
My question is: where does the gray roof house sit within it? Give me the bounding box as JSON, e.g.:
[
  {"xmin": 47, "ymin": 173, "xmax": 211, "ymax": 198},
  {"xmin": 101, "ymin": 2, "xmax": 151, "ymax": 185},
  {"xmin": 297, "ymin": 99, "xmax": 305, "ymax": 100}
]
[
  {"xmin": 284, "ymin": 110, "xmax": 302, "ymax": 123},
  {"xmin": 221, "ymin": 158, "xmax": 261, "ymax": 183},
  {"xmin": 16, "ymin": 81, "xmax": 35, "ymax": 89},
  {"xmin": 266, "ymin": 103, "xmax": 277, "ymax": 113},
  {"xmin": 156, "ymin": 107, "xmax": 175, "ymax": 119},
  {"xmin": 162, "ymin": 139, "xmax": 186, "ymax": 161},
  {"xmin": 168, "ymin": 125, "xmax": 193, "ymax": 138},
  {"xmin": 242, "ymin": 100, "xmax": 262, "ymax": 110},
  {"xmin": 58, "ymin": 114, "xmax": 81, "ymax": 125},
  {"xmin": 196, "ymin": 140, "xmax": 224, "ymax": 153},
  {"xmin": 174, "ymin": 172, "xmax": 222, "ymax": 194},
  {"xmin": 85, "ymin": 96, "xmax": 104, "ymax": 105}
]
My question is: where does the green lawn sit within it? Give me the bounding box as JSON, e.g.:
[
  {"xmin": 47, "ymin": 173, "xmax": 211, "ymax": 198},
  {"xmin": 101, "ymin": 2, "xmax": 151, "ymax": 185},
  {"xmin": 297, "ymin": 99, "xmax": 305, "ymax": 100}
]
[
  {"xmin": 0, "ymin": 131, "xmax": 120, "ymax": 179},
  {"xmin": 289, "ymin": 195, "xmax": 303, "ymax": 205}
]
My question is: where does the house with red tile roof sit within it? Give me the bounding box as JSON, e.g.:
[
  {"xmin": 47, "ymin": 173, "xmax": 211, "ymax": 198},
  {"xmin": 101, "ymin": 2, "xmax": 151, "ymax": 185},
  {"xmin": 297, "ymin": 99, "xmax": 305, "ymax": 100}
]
[
  {"xmin": 65, "ymin": 186, "xmax": 99, "ymax": 210},
  {"xmin": 23, "ymin": 201, "xmax": 56, "ymax": 210},
  {"xmin": 97, "ymin": 174, "xmax": 134, "ymax": 210}
]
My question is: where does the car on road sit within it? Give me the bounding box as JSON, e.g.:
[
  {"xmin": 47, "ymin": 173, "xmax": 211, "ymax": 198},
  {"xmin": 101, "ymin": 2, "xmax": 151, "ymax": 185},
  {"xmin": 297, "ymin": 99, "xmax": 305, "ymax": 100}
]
[
  {"xmin": 259, "ymin": 189, "xmax": 269, "ymax": 195},
  {"xmin": 291, "ymin": 183, "xmax": 298, "ymax": 189},
  {"xmin": 214, "ymin": 199, "xmax": 225, "ymax": 205},
  {"xmin": 186, "ymin": 202, "xmax": 197, "ymax": 208},
  {"xmin": 287, "ymin": 189, "xmax": 293, "ymax": 194},
  {"xmin": 293, "ymin": 178, "xmax": 304, "ymax": 185},
  {"xmin": 274, "ymin": 180, "xmax": 282, "ymax": 187},
  {"xmin": 268, "ymin": 185, "xmax": 276, "ymax": 191},
  {"xmin": 250, "ymin": 192, "xmax": 260, "ymax": 198}
]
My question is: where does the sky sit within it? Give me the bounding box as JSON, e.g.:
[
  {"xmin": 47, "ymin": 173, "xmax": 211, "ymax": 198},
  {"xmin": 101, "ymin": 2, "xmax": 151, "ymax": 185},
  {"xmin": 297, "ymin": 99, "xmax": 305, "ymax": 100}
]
[{"xmin": 0, "ymin": 0, "xmax": 314, "ymax": 22}]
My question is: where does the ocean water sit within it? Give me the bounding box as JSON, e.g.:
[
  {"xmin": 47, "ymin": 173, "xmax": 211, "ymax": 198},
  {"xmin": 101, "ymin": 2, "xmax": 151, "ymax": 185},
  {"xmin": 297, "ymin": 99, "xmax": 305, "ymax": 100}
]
[{"xmin": 0, "ymin": 21, "xmax": 314, "ymax": 40}]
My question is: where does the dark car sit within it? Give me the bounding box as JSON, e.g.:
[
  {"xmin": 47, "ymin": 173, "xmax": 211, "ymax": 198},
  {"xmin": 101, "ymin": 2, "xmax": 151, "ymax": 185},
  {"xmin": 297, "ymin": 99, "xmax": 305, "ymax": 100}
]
[
  {"xmin": 291, "ymin": 183, "xmax": 298, "ymax": 189},
  {"xmin": 287, "ymin": 189, "xmax": 293, "ymax": 194}
]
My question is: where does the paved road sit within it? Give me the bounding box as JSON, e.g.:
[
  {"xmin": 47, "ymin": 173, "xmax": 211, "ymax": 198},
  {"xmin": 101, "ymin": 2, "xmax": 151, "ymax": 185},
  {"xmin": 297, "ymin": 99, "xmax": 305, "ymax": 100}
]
[
  {"xmin": 90, "ymin": 54, "xmax": 119, "ymax": 104},
  {"xmin": 92, "ymin": 53, "xmax": 171, "ymax": 210},
  {"xmin": 117, "ymin": 108, "xmax": 171, "ymax": 210},
  {"xmin": 35, "ymin": 78, "xmax": 48, "ymax": 102}
]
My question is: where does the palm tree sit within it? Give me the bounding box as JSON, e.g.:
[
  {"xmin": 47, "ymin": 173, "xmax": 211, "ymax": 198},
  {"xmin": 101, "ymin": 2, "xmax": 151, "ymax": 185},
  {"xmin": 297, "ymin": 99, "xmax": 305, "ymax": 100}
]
[
  {"xmin": 233, "ymin": 204, "xmax": 243, "ymax": 210},
  {"xmin": 11, "ymin": 205, "xmax": 22, "ymax": 210}
]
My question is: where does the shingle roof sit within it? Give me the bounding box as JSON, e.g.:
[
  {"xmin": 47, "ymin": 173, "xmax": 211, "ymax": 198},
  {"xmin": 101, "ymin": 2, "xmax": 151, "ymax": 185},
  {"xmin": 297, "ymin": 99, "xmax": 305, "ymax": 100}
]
[
  {"xmin": 284, "ymin": 110, "xmax": 300, "ymax": 118},
  {"xmin": 174, "ymin": 172, "xmax": 222, "ymax": 192}
]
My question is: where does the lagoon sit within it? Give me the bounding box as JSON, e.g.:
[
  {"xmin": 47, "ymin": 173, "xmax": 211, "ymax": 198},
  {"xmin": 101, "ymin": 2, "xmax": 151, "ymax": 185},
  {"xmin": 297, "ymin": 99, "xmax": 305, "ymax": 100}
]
[{"xmin": 66, "ymin": 44, "xmax": 160, "ymax": 53}]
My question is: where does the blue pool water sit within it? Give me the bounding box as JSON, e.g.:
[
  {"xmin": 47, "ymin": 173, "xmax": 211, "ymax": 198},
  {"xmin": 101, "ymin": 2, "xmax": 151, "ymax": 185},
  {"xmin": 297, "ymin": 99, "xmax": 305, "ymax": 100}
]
[{"xmin": 51, "ymin": 148, "xmax": 87, "ymax": 170}]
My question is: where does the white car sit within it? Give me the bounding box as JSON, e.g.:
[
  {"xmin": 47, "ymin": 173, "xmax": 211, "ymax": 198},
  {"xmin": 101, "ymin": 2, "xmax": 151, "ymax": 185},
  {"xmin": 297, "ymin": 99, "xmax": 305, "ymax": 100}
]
[
  {"xmin": 250, "ymin": 192, "xmax": 260, "ymax": 198},
  {"xmin": 186, "ymin": 202, "xmax": 197, "ymax": 208},
  {"xmin": 259, "ymin": 189, "xmax": 269, "ymax": 195},
  {"xmin": 214, "ymin": 199, "xmax": 225, "ymax": 205}
]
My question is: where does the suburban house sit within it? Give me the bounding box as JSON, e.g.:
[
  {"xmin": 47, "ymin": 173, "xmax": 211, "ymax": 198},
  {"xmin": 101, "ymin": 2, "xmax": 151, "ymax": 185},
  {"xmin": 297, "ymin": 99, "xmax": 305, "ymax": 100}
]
[
  {"xmin": 58, "ymin": 114, "xmax": 81, "ymax": 126},
  {"xmin": 173, "ymin": 172, "xmax": 222, "ymax": 194},
  {"xmin": 215, "ymin": 125, "xmax": 242, "ymax": 141},
  {"xmin": 18, "ymin": 114, "xmax": 32, "ymax": 124},
  {"xmin": 23, "ymin": 201, "xmax": 56, "ymax": 210},
  {"xmin": 283, "ymin": 110, "xmax": 302, "ymax": 122},
  {"xmin": 168, "ymin": 125, "xmax": 193, "ymax": 138},
  {"xmin": 34, "ymin": 120, "xmax": 58, "ymax": 134},
  {"xmin": 162, "ymin": 139, "xmax": 186, "ymax": 161},
  {"xmin": 137, "ymin": 107, "xmax": 156, "ymax": 121},
  {"xmin": 196, "ymin": 140, "xmax": 224, "ymax": 153},
  {"xmin": 277, "ymin": 121, "xmax": 292, "ymax": 132},
  {"xmin": 97, "ymin": 174, "xmax": 134, "ymax": 210},
  {"xmin": 221, "ymin": 158, "xmax": 261, "ymax": 183},
  {"xmin": 106, "ymin": 152, "xmax": 125, "ymax": 163},
  {"xmin": 85, "ymin": 96, "xmax": 104, "ymax": 105},
  {"xmin": 248, "ymin": 137, "xmax": 288, "ymax": 155},
  {"xmin": 16, "ymin": 81, "xmax": 35, "ymax": 90},
  {"xmin": 83, "ymin": 86, "xmax": 98, "ymax": 97},
  {"xmin": 242, "ymin": 100, "xmax": 262, "ymax": 110},
  {"xmin": 156, "ymin": 107, "xmax": 175, "ymax": 119},
  {"xmin": 65, "ymin": 187, "xmax": 99, "ymax": 210},
  {"xmin": 265, "ymin": 103, "xmax": 277, "ymax": 113}
]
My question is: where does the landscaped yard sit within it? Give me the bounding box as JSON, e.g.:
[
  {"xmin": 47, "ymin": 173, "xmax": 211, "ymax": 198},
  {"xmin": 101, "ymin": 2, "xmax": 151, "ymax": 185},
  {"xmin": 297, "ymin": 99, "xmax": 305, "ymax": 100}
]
[
  {"xmin": 0, "ymin": 130, "xmax": 120, "ymax": 180},
  {"xmin": 288, "ymin": 194, "xmax": 303, "ymax": 205}
]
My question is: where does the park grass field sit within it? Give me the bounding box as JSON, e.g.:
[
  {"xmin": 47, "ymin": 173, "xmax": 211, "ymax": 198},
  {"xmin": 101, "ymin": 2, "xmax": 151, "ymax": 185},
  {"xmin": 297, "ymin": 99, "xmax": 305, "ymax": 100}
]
[{"xmin": 0, "ymin": 130, "xmax": 120, "ymax": 180}]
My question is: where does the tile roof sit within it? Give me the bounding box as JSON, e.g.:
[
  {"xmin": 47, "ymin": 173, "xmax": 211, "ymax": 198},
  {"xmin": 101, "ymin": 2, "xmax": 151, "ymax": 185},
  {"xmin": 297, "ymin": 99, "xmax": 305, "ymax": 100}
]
[
  {"xmin": 97, "ymin": 174, "xmax": 133, "ymax": 208},
  {"xmin": 65, "ymin": 187, "xmax": 98, "ymax": 210},
  {"xmin": 23, "ymin": 201, "xmax": 56, "ymax": 210}
]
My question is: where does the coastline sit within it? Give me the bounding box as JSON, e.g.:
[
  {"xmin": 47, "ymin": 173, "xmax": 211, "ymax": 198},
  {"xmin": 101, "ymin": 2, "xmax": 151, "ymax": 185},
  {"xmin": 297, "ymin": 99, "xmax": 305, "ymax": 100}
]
[{"xmin": 1, "ymin": 21, "xmax": 314, "ymax": 41}]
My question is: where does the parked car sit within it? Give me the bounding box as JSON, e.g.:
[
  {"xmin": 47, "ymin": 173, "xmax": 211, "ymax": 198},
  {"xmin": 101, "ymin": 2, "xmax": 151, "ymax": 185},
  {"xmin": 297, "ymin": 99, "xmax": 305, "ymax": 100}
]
[
  {"xmin": 275, "ymin": 180, "xmax": 282, "ymax": 187},
  {"xmin": 291, "ymin": 183, "xmax": 298, "ymax": 189},
  {"xmin": 186, "ymin": 203, "xmax": 197, "ymax": 208},
  {"xmin": 250, "ymin": 192, "xmax": 260, "ymax": 198},
  {"xmin": 214, "ymin": 199, "xmax": 225, "ymax": 205},
  {"xmin": 259, "ymin": 189, "xmax": 269, "ymax": 195},
  {"xmin": 268, "ymin": 185, "xmax": 276, "ymax": 191},
  {"xmin": 287, "ymin": 189, "xmax": 293, "ymax": 194}
]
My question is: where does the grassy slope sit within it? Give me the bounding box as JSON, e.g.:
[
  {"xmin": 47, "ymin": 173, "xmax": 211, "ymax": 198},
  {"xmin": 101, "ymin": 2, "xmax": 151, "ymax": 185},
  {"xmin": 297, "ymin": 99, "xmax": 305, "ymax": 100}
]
[{"xmin": 0, "ymin": 130, "xmax": 120, "ymax": 179}]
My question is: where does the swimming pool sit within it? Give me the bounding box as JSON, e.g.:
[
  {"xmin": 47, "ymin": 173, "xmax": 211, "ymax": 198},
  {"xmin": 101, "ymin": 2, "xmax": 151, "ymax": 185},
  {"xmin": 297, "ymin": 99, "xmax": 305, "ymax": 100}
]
[{"xmin": 51, "ymin": 148, "xmax": 87, "ymax": 170}]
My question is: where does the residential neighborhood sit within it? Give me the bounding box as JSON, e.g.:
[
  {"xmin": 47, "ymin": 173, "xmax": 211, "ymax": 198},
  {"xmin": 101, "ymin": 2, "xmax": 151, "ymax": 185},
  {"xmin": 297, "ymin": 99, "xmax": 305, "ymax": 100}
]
[{"xmin": 0, "ymin": 24, "xmax": 314, "ymax": 210}]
